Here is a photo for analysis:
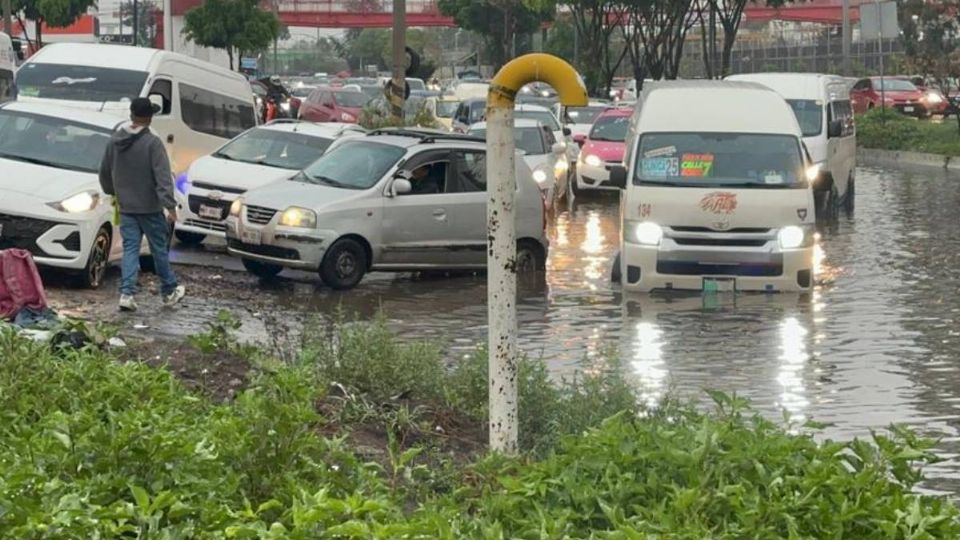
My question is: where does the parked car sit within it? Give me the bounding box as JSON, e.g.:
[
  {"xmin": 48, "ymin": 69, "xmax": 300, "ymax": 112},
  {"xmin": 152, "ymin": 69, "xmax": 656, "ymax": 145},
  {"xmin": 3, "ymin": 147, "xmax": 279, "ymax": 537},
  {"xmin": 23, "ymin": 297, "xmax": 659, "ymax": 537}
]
[
  {"xmin": 451, "ymin": 97, "xmax": 486, "ymax": 133},
  {"xmin": 174, "ymin": 120, "xmax": 366, "ymax": 245},
  {"xmin": 553, "ymin": 102, "xmax": 612, "ymax": 144},
  {"xmin": 16, "ymin": 42, "xmax": 257, "ymax": 175},
  {"xmin": 298, "ymin": 87, "xmax": 368, "ymax": 123},
  {"xmin": 899, "ymin": 76, "xmax": 949, "ymax": 116},
  {"xmin": 515, "ymin": 103, "xmax": 578, "ymax": 164},
  {"xmin": 468, "ymin": 119, "xmax": 569, "ymax": 210},
  {"xmin": 225, "ymin": 128, "xmax": 548, "ymax": 289},
  {"xmin": 0, "ymin": 102, "xmax": 124, "ymax": 288},
  {"xmin": 575, "ymin": 108, "xmax": 632, "ymax": 192},
  {"xmin": 611, "ymin": 80, "xmax": 816, "ymax": 293},
  {"xmin": 727, "ymin": 73, "xmax": 857, "ymax": 216},
  {"xmin": 849, "ymin": 77, "xmax": 927, "ymax": 117}
]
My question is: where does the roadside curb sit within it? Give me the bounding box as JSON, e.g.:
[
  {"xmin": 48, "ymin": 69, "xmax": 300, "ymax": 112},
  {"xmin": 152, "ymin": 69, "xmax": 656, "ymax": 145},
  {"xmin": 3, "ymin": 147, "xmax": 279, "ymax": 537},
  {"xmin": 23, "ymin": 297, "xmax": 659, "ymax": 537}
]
[{"xmin": 858, "ymin": 147, "xmax": 960, "ymax": 171}]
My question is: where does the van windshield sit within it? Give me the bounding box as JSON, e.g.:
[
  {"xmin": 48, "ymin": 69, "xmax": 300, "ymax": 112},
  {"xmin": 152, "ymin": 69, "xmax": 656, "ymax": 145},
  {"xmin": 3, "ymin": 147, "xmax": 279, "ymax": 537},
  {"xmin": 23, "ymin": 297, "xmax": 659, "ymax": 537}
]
[
  {"xmin": 16, "ymin": 63, "xmax": 149, "ymax": 103},
  {"xmin": 635, "ymin": 133, "xmax": 805, "ymax": 188},
  {"xmin": 297, "ymin": 140, "xmax": 405, "ymax": 190},
  {"xmin": 786, "ymin": 99, "xmax": 822, "ymax": 137}
]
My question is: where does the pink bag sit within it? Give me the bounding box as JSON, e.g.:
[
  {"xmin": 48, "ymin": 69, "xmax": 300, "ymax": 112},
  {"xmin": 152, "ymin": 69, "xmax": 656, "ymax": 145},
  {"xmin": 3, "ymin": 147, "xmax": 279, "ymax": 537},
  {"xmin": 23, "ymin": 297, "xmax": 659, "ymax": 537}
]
[{"xmin": 0, "ymin": 249, "xmax": 49, "ymax": 321}]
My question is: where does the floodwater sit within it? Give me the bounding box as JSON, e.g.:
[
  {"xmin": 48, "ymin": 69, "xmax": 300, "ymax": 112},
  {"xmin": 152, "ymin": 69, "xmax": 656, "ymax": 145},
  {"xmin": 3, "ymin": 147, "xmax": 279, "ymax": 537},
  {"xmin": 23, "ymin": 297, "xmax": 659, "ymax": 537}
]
[{"xmin": 45, "ymin": 163, "xmax": 960, "ymax": 494}]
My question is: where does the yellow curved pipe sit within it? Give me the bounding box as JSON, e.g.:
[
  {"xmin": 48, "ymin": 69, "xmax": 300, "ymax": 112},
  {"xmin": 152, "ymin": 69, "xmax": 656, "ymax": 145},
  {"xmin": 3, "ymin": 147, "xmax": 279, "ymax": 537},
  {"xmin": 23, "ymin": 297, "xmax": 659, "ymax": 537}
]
[{"xmin": 487, "ymin": 53, "xmax": 589, "ymax": 109}]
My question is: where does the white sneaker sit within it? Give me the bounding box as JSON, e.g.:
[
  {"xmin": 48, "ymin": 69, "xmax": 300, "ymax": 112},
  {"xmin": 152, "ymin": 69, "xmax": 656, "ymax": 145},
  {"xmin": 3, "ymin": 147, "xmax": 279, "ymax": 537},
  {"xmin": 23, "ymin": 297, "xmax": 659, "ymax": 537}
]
[
  {"xmin": 119, "ymin": 295, "xmax": 138, "ymax": 312},
  {"xmin": 162, "ymin": 285, "xmax": 185, "ymax": 307}
]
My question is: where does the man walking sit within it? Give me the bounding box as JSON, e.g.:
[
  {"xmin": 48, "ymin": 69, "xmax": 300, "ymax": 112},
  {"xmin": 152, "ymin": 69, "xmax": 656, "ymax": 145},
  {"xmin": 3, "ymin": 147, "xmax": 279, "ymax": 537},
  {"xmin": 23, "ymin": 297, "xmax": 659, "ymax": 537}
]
[{"xmin": 99, "ymin": 97, "xmax": 185, "ymax": 311}]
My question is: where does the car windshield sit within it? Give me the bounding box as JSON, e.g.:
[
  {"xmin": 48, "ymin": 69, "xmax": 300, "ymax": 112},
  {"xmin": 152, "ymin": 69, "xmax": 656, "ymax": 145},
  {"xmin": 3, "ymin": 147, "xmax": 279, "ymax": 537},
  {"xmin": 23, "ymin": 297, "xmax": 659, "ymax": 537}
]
[
  {"xmin": 298, "ymin": 140, "xmax": 405, "ymax": 189},
  {"xmin": 469, "ymin": 127, "xmax": 545, "ymax": 155},
  {"xmin": 877, "ymin": 79, "xmax": 917, "ymax": 91},
  {"xmin": 436, "ymin": 101, "xmax": 458, "ymax": 118},
  {"xmin": 786, "ymin": 99, "xmax": 822, "ymax": 137},
  {"xmin": 214, "ymin": 128, "xmax": 333, "ymax": 170},
  {"xmin": 16, "ymin": 63, "xmax": 148, "ymax": 102},
  {"xmin": 333, "ymin": 91, "xmax": 368, "ymax": 108},
  {"xmin": 516, "ymin": 109, "xmax": 560, "ymax": 131},
  {"xmin": 0, "ymin": 109, "xmax": 112, "ymax": 173},
  {"xmin": 635, "ymin": 132, "xmax": 805, "ymax": 188},
  {"xmin": 589, "ymin": 115, "xmax": 629, "ymax": 142},
  {"xmin": 565, "ymin": 106, "xmax": 606, "ymax": 124}
]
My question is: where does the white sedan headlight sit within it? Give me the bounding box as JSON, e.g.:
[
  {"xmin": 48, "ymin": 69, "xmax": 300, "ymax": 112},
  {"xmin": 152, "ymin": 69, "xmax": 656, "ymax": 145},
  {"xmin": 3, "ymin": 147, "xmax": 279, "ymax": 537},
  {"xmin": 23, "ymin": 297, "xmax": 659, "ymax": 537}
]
[
  {"xmin": 278, "ymin": 206, "xmax": 317, "ymax": 229},
  {"xmin": 50, "ymin": 191, "xmax": 99, "ymax": 213},
  {"xmin": 624, "ymin": 220, "xmax": 662, "ymax": 246},
  {"xmin": 583, "ymin": 154, "xmax": 602, "ymax": 167},
  {"xmin": 778, "ymin": 225, "xmax": 806, "ymax": 249},
  {"xmin": 532, "ymin": 169, "xmax": 549, "ymax": 185}
]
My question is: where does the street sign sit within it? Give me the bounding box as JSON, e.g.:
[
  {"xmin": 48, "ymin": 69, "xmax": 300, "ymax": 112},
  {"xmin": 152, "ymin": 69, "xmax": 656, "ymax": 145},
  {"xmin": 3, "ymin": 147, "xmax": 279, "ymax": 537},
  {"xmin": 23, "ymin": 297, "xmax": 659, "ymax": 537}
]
[
  {"xmin": 99, "ymin": 34, "xmax": 133, "ymax": 45},
  {"xmin": 860, "ymin": 2, "xmax": 899, "ymax": 40}
]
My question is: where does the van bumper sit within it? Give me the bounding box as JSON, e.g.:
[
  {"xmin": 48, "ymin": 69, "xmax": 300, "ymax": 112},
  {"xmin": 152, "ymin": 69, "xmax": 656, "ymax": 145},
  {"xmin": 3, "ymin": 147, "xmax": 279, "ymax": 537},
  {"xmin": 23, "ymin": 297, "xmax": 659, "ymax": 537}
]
[{"xmin": 620, "ymin": 243, "xmax": 814, "ymax": 293}]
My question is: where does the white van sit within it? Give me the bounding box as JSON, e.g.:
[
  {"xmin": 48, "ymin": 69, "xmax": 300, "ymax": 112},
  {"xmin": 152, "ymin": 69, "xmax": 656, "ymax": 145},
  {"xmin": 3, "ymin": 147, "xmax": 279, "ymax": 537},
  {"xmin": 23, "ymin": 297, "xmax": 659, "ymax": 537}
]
[
  {"xmin": 0, "ymin": 33, "xmax": 15, "ymax": 103},
  {"xmin": 15, "ymin": 43, "xmax": 257, "ymax": 174},
  {"xmin": 611, "ymin": 81, "xmax": 817, "ymax": 293},
  {"xmin": 726, "ymin": 73, "xmax": 856, "ymax": 216}
]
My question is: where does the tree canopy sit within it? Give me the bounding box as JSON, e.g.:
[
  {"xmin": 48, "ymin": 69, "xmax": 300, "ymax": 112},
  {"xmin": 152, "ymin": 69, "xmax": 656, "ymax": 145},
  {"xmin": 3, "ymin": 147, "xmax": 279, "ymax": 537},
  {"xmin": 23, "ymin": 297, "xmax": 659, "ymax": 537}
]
[
  {"xmin": 438, "ymin": 0, "xmax": 550, "ymax": 69},
  {"xmin": 15, "ymin": 0, "xmax": 96, "ymax": 47},
  {"xmin": 183, "ymin": 0, "xmax": 280, "ymax": 70}
]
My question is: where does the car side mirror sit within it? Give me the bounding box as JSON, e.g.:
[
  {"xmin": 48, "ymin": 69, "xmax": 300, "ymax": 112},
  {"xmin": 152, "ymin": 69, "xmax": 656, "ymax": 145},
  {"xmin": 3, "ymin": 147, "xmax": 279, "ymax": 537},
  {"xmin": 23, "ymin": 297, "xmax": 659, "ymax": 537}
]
[
  {"xmin": 828, "ymin": 119, "xmax": 843, "ymax": 138},
  {"xmin": 551, "ymin": 142, "xmax": 566, "ymax": 155},
  {"xmin": 608, "ymin": 166, "xmax": 627, "ymax": 189},
  {"xmin": 392, "ymin": 178, "xmax": 412, "ymax": 196},
  {"xmin": 562, "ymin": 127, "xmax": 572, "ymax": 137}
]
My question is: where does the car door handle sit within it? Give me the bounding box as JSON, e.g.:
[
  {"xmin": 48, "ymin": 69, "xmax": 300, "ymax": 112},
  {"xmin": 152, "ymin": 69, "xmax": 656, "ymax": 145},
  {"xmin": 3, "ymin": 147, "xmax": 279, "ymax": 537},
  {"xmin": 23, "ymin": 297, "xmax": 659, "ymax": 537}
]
[{"xmin": 432, "ymin": 209, "xmax": 446, "ymax": 220}]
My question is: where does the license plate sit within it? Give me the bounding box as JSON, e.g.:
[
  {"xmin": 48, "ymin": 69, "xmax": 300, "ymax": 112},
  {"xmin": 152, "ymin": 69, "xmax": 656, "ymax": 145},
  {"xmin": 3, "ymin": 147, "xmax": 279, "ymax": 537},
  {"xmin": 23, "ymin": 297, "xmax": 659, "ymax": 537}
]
[
  {"xmin": 703, "ymin": 277, "xmax": 736, "ymax": 293},
  {"xmin": 199, "ymin": 204, "xmax": 222, "ymax": 220},
  {"xmin": 240, "ymin": 228, "xmax": 261, "ymax": 245},
  {"xmin": 903, "ymin": 106, "xmax": 915, "ymax": 113}
]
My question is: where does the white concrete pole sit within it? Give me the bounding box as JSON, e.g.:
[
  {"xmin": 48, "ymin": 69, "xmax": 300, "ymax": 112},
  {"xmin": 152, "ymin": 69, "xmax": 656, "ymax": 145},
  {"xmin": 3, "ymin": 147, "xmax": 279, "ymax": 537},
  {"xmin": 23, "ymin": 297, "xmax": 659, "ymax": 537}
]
[
  {"xmin": 486, "ymin": 103, "xmax": 518, "ymax": 454},
  {"xmin": 163, "ymin": 0, "xmax": 173, "ymax": 51}
]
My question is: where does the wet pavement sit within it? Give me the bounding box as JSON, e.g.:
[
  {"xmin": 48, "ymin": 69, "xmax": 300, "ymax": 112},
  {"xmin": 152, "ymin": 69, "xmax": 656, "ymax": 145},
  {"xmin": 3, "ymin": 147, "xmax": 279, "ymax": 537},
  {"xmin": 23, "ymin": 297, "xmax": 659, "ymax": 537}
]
[{"xmin": 45, "ymin": 163, "xmax": 960, "ymax": 495}]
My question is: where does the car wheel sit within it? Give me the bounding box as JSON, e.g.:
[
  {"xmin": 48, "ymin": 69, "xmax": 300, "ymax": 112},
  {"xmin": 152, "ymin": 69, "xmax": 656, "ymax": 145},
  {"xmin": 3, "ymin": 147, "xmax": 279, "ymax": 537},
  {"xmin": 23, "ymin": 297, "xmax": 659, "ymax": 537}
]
[
  {"xmin": 242, "ymin": 258, "xmax": 283, "ymax": 280},
  {"xmin": 610, "ymin": 251, "xmax": 622, "ymax": 283},
  {"xmin": 77, "ymin": 226, "xmax": 111, "ymax": 289},
  {"xmin": 815, "ymin": 185, "xmax": 840, "ymax": 224},
  {"xmin": 320, "ymin": 238, "xmax": 368, "ymax": 290},
  {"xmin": 516, "ymin": 240, "xmax": 546, "ymax": 273},
  {"xmin": 175, "ymin": 230, "xmax": 206, "ymax": 246}
]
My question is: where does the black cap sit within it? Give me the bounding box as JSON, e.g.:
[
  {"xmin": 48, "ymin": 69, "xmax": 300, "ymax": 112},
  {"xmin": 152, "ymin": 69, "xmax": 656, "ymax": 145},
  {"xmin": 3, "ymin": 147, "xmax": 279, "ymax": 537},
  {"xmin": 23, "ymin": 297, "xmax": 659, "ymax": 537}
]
[{"xmin": 130, "ymin": 97, "xmax": 159, "ymax": 118}]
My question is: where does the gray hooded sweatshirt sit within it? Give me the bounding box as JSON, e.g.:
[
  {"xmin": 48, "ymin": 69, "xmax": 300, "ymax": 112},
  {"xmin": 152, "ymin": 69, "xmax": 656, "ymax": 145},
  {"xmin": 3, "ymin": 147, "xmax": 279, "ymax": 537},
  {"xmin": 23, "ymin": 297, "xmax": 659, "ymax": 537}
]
[{"xmin": 99, "ymin": 123, "xmax": 175, "ymax": 214}]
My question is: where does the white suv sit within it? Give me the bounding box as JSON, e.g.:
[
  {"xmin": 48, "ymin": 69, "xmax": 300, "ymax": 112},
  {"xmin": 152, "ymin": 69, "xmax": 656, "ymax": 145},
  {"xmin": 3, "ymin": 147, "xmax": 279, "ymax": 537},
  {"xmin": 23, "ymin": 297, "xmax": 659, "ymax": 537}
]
[{"xmin": 225, "ymin": 129, "xmax": 549, "ymax": 289}]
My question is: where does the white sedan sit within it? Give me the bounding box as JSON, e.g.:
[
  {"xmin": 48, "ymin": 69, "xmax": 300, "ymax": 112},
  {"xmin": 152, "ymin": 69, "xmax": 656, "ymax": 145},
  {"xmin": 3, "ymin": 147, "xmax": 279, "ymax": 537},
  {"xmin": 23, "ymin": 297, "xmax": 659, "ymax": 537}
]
[
  {"xmin": 468, "ymin": 119, "xmax": 569, "ymax": 210},
  {"xmin": 0, "ymin": 101, "xmax": 123, "ymax": 288},
  {"xmin": 174, "ymin": 121, "xmax": 365, "ymax": 244}
]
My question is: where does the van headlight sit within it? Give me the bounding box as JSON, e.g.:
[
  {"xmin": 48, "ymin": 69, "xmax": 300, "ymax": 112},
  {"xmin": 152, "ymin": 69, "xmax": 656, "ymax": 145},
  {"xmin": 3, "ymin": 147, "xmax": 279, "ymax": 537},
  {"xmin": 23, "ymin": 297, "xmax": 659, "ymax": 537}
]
[
  {"xmin": 229, "ymin": 198, "xmax": 243, "ymax": 217},
  {"xmin": 278, "ymin": 206, "xmax": 317, "ymax": 228},
  {"xmin": 778, "ymin": 226, "xmax": 806, "ymax": 249},
  {"xmin": 49, "ymin": 191, "xmax": 99, "ymax": 213},
  {"xmin": 532, "ymin": 169, "xmax": 549, "ymax": 185},
  {"xmin": 624, "ymin": 220, "xmax": 662, "ymax": 246}
]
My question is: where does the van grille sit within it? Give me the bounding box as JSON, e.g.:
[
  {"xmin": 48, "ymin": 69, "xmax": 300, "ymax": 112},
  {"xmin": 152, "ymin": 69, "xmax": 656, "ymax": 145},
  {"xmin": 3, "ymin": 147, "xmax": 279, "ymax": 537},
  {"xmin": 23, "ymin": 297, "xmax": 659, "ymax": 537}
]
[
  {"xmin": 673, "ymin": 237, "xmax": 768, "ymax": 247},
  {"xmin": 245, "ymin": 205, "xmax": 277, "ymax": 225}
]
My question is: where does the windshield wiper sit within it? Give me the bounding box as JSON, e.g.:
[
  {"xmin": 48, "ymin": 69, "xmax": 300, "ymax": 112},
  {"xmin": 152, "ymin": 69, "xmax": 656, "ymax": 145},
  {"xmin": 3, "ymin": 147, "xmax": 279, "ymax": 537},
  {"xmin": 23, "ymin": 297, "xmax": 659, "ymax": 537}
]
[
  {"xmin": 296, "ymin": 172, "xmax": 353, "ymax": 189},
  {"xmin": 213, "ymin": 152, "xmax": 237, "ymax": 161}
]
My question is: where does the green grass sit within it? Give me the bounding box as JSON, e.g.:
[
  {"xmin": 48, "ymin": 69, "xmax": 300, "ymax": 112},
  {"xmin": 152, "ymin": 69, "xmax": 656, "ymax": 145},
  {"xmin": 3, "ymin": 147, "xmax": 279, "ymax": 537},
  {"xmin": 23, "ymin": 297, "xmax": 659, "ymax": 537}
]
[
  {"xmin": 858, "ymin": 108, "xmax": 960, "ymax": 156},
  {"xmin": 1, "ymin": 320, "xmax": 959, "ymax": 538}
]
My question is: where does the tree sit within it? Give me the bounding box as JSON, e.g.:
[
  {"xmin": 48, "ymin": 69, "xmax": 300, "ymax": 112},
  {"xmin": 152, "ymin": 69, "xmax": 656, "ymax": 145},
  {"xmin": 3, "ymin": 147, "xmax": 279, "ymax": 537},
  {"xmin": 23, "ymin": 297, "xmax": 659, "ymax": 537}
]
[
  {"xmin": 120, "ymin": 0, "xmax": 159, "ymax": 47},
  {"xmin": 438, "ymin": 0, "xmax": 549, "ymax": 69},
  {"xmin": 900, "ymin": 0, "xmax": 960, "ymax": 133},
  {"xmin": 15, "ymin": 0, "xmax": 96, "ymax": 48},
  {"xmin": 183, "ymin": 0, "xmax": 280, "ymax": 71},
  {"xmin": 700, "ymin": 0, "xmax": 791, "ymax": 78},
  {"xmin": 621, "ymin": 0, "xmax": 696, "ymax": 81}
]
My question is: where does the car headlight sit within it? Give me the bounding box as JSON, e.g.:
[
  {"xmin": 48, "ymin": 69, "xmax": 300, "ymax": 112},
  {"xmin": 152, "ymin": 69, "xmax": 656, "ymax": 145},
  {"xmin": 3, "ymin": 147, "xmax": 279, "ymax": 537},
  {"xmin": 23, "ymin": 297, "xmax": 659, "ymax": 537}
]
[
  {"xmin": 806, "ymin": 163, "xmax": 822, "ymax": 182},
  {"xmin": 778, "ymin": 225, "xmax": 806, "ymax": 249},
  {"xmin": 340, "ymin": 112, "xmax": 356, "ymax": 122},
  {"xmin": 229, "ymin": 198, "xmax": 243, "ymax": 217},
  {"xmin": 278, "ymin": 206, "xmax": 317, "ymax": 228},
  {"xmin": 532, "ymin": 169, "xmax": 549, "ymax": 185},
  {"xmin": 281, "ymin": 102, "xmax": 291, "ymax": 112},
  {"xmin": 926, "ymin": 91, "xmax": 944, "ymax": 104},
  {"xmin": 584, "ymin": 154, "xmax": 602, "ymax": 167},
  {"xmin": 624, "ymin": 220, "xmax": 662, "ymax": 246},
  {"xmin": 49, "ymin": 191, "xmax": 99, "ymax": 213}
]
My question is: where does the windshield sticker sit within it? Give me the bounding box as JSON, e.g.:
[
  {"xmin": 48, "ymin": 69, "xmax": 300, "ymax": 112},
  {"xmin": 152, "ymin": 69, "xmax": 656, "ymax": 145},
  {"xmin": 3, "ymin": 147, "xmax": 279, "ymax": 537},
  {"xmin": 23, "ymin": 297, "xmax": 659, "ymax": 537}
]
[
  {"xmin": 763, "ymin": 171, "xmax": 784, "ymax": 184},
  {"xmin": 681, "ymin": 153, "xmax": 714, "ymax": 177},
  {"xmin": 699, "ymin": 192, "xmax": 738, "ymax": 215},
  {"xmin": 644, "ymin": 145, "xmax": 676, "ymax": 158},
  {"xmin": 641, "ymin": 157, "xmax": 679, "ymax": 177}
]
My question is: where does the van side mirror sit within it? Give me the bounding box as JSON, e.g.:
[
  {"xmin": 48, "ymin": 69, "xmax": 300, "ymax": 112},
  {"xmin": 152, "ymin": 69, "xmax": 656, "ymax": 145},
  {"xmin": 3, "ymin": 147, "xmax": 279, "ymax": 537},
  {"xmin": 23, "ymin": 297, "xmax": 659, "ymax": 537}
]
[
  {"xmin": 562, "ymin": 127, "xmax": 572, "ymax": 137},
  {"xmin": 147, "ymin": 94, "xmax": 166, "ymax": 115},
  {"xmin": 608, "ymin": 166, "xmax": 627, "ymax": 189},
  {"xmin": 392, "ymin": 178, "xmax": 412, "ymax": 196},
  {"xmin": 828, "ymin": 119, "xmax": 843, "ymax": 138}
]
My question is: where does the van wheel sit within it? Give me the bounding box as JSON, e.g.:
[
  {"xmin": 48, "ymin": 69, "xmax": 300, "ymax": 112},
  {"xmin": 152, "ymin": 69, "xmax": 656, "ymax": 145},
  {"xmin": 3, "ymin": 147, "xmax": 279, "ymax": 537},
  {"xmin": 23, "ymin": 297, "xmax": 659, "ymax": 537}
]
[
  {"xmin": 842, "ymin": 177, "xmax": 855, "ymax": 213},
  {"xmin": 611, "ymin": 251, "xmax": 622, "ymax": 283},
  {"xmin": 320, "ymin": 238, "xmax": 367, "ymax": 290},
  {"xmin": 516, "ymin": 240, "xmax": 546, "ymax": 273},
  {"xmin": 815, "ymin": 185, "xmax": 840, "ymax": 224},
  {"xmin": 242, "ymin": 258, "xmax": 283, "ymax": 280},
  {"xmin": 76, "ymin": 226, "xmax": 111, "ymax": 289},
  {"xmin": 175, "ymin": 230, "xmax": 205, "ymax": 246}
]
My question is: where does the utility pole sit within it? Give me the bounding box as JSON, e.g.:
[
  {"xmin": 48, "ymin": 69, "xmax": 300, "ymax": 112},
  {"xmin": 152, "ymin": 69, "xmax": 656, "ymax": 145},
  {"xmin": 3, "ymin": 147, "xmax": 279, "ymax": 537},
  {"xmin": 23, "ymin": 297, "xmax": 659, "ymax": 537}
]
[
  {"xmin": 390, "ymin": 0, "xmax": 406, "ymax": 121},
  {"xmin": 3, "ymin": 0, "xmax": 12, "ymax": 40},
  {"xmin": 163, "ymin": 0, "xmax": 173, "ymax": 51},
  {"xmin": 132, "ymin": 0, "xmax": 139, "ymax": 46},
  {"xmin": 708, "ymin": 2, "xmax": 717, "ymax": 78},
  {"xmin": 841, "ymin": 0, "xmax": 851, "ymax": 75}
]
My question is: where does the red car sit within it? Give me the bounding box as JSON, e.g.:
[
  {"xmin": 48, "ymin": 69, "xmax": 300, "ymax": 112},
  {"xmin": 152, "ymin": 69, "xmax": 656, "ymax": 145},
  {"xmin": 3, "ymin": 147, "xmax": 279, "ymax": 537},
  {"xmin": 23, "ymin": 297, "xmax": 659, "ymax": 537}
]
[
  {"xmin": 298, "ymin": 87, "xmax": 368, "ymax": 123},
  {"xmin": 850, "ymin": 77, "xmax": 929, "ymax": 117},
  {"xmin": 901, "ymin": 76, "xmax": 949, "ymax": 115}
]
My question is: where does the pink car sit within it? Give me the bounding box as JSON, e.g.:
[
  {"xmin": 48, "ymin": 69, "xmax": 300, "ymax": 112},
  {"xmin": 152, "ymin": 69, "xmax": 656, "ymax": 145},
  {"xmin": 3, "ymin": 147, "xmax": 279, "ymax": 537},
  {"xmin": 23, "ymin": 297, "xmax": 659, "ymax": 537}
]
[{"xmin": 575, "ymin": 108, "xmax": 632, "ymax": 192}]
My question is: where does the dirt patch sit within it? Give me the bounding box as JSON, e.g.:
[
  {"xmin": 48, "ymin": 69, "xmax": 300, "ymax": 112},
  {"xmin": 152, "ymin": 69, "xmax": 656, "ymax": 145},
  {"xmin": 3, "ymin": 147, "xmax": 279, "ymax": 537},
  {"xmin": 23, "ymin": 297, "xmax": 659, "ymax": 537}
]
[{"xmin": 119, "ymin": 338, "xmax": 255, "ymax": 403}]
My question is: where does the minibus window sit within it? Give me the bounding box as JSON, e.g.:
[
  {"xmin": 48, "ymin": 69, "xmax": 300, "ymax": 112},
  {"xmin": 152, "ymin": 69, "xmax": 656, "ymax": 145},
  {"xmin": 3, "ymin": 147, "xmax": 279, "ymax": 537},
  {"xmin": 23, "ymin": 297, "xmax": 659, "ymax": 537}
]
[{"xmin": 635, "ymin": 132, "xmax": 805, "ymax": 188}]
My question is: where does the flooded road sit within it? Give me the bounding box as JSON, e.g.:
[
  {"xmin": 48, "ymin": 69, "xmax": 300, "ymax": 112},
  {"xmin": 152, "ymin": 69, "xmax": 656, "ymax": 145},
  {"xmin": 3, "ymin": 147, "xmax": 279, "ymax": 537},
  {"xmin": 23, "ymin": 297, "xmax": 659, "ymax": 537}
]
[{"xmin": 46, "ymin": 163, "xmax": 960, "ymax": 494}]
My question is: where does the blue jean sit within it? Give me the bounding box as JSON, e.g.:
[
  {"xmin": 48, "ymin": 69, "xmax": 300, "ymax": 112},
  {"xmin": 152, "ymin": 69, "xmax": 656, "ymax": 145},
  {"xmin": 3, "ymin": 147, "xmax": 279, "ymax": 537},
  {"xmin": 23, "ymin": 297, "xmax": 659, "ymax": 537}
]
[{"xmin": 120, "ymin": 212, "xmax": 178, "ymax": 296}]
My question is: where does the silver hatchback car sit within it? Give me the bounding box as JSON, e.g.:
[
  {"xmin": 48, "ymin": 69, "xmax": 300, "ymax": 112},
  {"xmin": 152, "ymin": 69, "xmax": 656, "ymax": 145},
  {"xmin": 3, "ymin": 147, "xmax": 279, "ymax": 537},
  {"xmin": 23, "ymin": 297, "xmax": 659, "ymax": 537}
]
[{"xmin": 225, "ymin": 129, "xmax": 549, "ymax": 289}]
